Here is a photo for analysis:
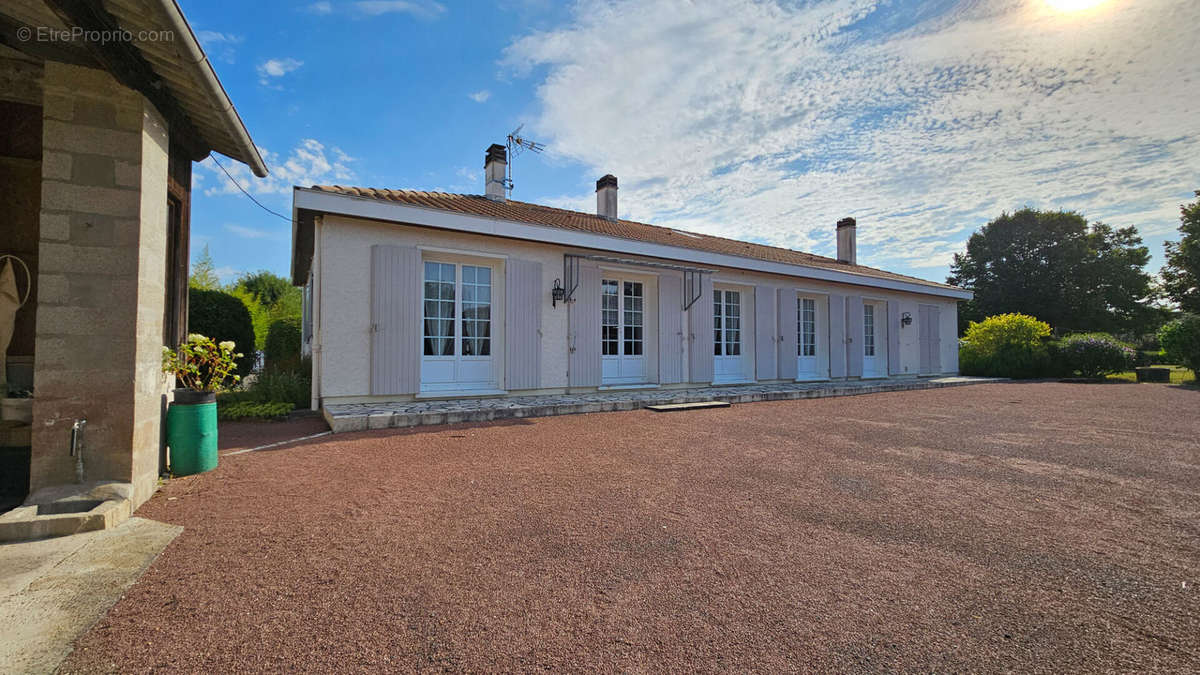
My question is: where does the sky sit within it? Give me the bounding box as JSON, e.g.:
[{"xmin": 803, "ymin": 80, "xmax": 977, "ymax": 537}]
[{"xmin": 182, "ymin": 0, "xmax": 1200, "ymax": 286}]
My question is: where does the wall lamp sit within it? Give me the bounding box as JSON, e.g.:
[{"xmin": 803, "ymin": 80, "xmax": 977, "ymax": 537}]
[
  {"xmin": 901, "ymin": 311, "xmax": 913, "ymax": 327},
  {"xmin": 551, "ymin": 278, "xmax": 566, "ymax": 307}
]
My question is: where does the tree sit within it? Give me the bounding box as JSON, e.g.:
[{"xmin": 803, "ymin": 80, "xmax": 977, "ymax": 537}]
[
  {"xmin": 229, "ymin": 271, "xmax": 301, "ymax": 350},
  {"xmin": 947, "ymin": 209, "xmax": 1154, "ymax": 335},
  {"xmin": 189, "ymin": 244, "xmax": 221, "ymax": 290},
  {"xmin": 1161, "ymin": 191, "xmax": 1200, "ymax": 314}
]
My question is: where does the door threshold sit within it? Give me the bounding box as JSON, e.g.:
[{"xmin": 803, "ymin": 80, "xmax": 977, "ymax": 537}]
[
  {"xmin": 710, "ymin": 379, "xmax": 756, "ymax": 386},
  {"xmin": 416, "ymin": 389, "xmax": 507, "ymax": 400},
  {"xmin": 795, "ymin": 377, "xmax": 830, "ymax": 383},
  {"xmin": 598, "ymin": 383, "xmax": 658, "ymax": 391}
]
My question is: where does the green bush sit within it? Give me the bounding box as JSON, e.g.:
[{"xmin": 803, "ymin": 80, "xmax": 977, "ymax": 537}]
[
  {"xmin": 188, "ymin": 288, "xmax": 256, "ymax": 378},
  {"xmin": 1057, "ymin": 333, "xmax": 1136, "ymax": 378},
  {"xmin": 1159, "ymin": 315, "xmax": 1200, "ymax": 374},
  {"xmin": 264, "ymin": 318, "xmax": 302, "ymax": 372},
  {"xmin": 218, "ymin": 401, "xmax": 294, "ymax": 422},
  {"xmin": 959, "ymin": 313, "xmax": 1053, "ymax": 378},
  {"xmin": 217, "ymin": 358, "xmax": 311, "ymax": 410}
]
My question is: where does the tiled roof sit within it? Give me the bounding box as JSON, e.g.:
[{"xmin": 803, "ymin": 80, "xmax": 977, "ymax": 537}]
[{"xmin": 310, "ymin": 185, "xmax": 960, "ymax": 292}]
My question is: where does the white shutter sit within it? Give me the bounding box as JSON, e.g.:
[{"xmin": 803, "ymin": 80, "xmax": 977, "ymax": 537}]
[
  {"xmin": 755, "ymin": 285, "xmax": 777, "ymax": 380},
  {"xmin": 887, "ymin": 299, "xmax": 902, "ymax": 375},
  {"xmin": 658, "ymin": 274, "xmax": 685, "ymax": 384},
  {"xmin": 777, "ymin": 288, "xmax": 798, "ymax": 380},
  {"xmin": 370, "ymin": 245, "xmax": 421, "ymax": 395},
  {"xmin": 505, "ymin": 259, "xmax": 542, "ymax": 390},
  {"xmin": 688, "ymin": 274, "xmax": 714, "ymax": 384},
  {"xmin": 568, "ymin": 262, "xmax": 602, "ymax": 387},
  {"xmin": 846, "ymin": 295, "xmax": 864, "ymax": 378},
  {"xmin": 828, "ymin": 294, "xmax": 847, "ymax": 379}
]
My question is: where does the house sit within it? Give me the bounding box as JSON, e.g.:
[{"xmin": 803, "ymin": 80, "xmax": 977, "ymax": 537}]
[
  {"xmin": 0, "ymin": 0, "xmax": 265, "ymax": 512},
  {"xmin": 292, "ymin": 145, "xmax": 970, "ymax": 417}
]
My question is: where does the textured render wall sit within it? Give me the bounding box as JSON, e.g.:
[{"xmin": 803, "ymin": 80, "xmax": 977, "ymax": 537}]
[
  {"xmin": 315, "ymin": 215, "xmax": 964, "ymax": 401},
  {"xmin": 30, "ymin": 62, "xmax": 169, "ymax": 507}
]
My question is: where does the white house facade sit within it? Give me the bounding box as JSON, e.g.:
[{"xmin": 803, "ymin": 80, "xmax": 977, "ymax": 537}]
[{"xmin": 291, "ymin": 146, "xmax": 971, "ymax": 410}]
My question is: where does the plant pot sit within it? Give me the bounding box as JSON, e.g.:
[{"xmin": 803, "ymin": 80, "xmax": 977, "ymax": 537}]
[
  {"xmin": 1, "ymin": 398, "xmax": 33, "ymax": 424},
  {"xmin": 166, "ymin": 388, "xmax": 218, "ymax": 476}
]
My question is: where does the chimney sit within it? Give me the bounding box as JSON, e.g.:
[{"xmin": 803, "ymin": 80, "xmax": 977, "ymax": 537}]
[
  {"xmin": 836, "ymin": 217, "xmax": 857, "ymax": 265},
  {"xmin": 484, "ymin": 144, "xmax": 507, "ymax": 201},
  {"xmin": 596, "ymin": 174, "xmax": 618, "ymax": 220}
]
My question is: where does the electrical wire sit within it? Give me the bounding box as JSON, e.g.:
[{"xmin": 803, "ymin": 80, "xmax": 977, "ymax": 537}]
[{"xmin": 207, "ymin": 153, "xmax": 294, "ymax": 224}]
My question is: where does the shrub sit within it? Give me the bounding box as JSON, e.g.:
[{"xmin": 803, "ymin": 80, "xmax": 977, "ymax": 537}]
[
  {"xmin": 216, "ymin": 358, "xmax": 311, "ymax": 410},
  {"xmin": 958, "ymin": 313, "xmax": 1052, "ymax": 378},
  {"xmin": 1159, "ymin": 315, "xmax": 1200, "ymax": 374},
  {"xmin": 264, "ymin": 318, "xmax": 302, "ymax": 372},
  {"xmin": 1057, "ymin": 333, "xmax": 1136, "ymax": 378},
  {"xmin": 188, "ymin": 288, "xmax": 256, "ymax": 378},
  {"xmin": 218, "ymin": 401, "xmax": 294, "ymax": 422}
]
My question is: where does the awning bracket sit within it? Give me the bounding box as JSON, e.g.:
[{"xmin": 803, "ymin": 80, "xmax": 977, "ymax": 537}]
[{"xmin": 563, "ymin": 253, "xmax": 711, "ymax": 309}]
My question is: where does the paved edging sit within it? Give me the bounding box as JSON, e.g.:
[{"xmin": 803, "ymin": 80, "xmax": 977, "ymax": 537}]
[{"xmin": 324, "ymin": 377, "xmax": 1002, "ymax": 433}]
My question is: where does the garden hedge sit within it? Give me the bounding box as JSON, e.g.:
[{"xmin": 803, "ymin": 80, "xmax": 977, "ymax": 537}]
[{"xmin": 187, "ymin": 287, "xmax": 257, "ymax": 378}]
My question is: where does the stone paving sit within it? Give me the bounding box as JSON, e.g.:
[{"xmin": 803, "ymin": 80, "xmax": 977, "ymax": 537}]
[{"xmin": 323, "ymin": 376, "xmax": 1000, "ymax": 432}]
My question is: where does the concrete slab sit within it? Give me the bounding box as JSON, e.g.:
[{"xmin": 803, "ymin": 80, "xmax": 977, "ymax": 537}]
[
  {"xmin": 646, "ymin": 401, "xmax": 732, "ymax": 412},
  {"xmin": 0, "ymin": 517, "xmax": 182, "ymax": 674}
]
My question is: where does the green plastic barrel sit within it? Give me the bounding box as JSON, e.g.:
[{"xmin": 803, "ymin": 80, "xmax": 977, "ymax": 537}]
[{"xmin": 167, "ymin": 389, "xmax": 218, "ymax": 476}]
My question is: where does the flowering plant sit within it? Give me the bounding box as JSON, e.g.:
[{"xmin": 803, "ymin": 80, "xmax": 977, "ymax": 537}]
[
  {"xmin": 1058, "ymin": 333, "xmax": 1136, "ymax": 378},
  {"xmin": 162, "ymin": 334, "xmax": 243, "ymax": 392}
]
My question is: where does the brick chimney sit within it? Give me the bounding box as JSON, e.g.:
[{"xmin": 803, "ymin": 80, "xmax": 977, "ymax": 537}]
[
  {"xmin": 596, "ymin": 174, "xmax": 618, "ymax": 220},
  {"xmin": 484, "ymin": 144, "xmax": 506, "ymax": 201},
  {"xmin": 836, "ymin": 217, "xmax": 856, "ymax": 264}
]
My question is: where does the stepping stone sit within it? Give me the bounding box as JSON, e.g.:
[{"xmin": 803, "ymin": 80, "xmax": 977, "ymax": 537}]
[{"xmin": 645, "ymin": 401, "xmax": 731, "ymax": 412}]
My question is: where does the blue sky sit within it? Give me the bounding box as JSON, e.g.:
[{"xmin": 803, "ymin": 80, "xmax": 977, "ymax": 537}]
[{"xmin": 184, "ymin": 0, "xmax": 1200, "ymax": 285}]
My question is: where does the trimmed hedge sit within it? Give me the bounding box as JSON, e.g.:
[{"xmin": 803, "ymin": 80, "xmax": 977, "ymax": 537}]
[
  {"xmin": 1057, "ymin": 333, "xmax": 1136, "ymax": 378},
  {"xmin": 1159, "ymin": 315, "xmax": 1200, "ymax": 374},
  {"xmin": 187, "ymin": 288, "xmax": 256, "ymax": 379},
  {"xmin": 264, "ymin": 317, "xmax": 302, "ymax": 372}
]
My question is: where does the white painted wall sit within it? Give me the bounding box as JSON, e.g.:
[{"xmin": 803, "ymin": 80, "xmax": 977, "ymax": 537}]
[{"xmin": 313, "ymin": 214, "xmax": 963, "ymax": 403}]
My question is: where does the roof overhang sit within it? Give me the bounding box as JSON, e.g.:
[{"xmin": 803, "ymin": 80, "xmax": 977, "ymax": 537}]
[
  {"xmin": 14, "ymin": 0, "xmax": 268, "ymax": 176},
  {"xmin": 291, "ymin": 187, "xmax": 973, "ymax": 300}
]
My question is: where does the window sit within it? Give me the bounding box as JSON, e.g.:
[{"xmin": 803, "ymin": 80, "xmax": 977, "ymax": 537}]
[
  {"xmin": 461, "ymin": 265, "xmax": 491, "ymax": 356},
  {"xmin": 713, "ymin": 289, "xmax": 741, "ymax": 356},
  {"xmin": 864, "ymin": 304, "xmax": 876, "ymax": 357},
  {"xmin": 799, "ymin": 297, "xmax": 816, "ymax": 357},
  {"xmin": 601, "ymin": 279, "xmax": 643, "ymax": 356},
  {"xmin": 423, "ymin": 262, "xmax": 455, "ymax": 356}
]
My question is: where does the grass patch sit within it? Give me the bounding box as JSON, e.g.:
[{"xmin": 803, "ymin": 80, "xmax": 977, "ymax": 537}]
[{"xmin": 1106, "ymin": 365, "xmax": 1197, "ymax": 386}]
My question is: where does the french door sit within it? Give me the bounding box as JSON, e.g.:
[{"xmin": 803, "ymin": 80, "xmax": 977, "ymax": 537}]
[
  {"xmin": 420, "ymin": 260, "xmax": 496, "ymax": 392},
  {"xmin": 797, "ymin": 296, "xmax": 820, "ymax": 379},
  {"xmin": 713, "ymin": 288, "xmax": 747, "ymax": 383},
  {"xmin": 601, "ymin": 278, "xmax": 647, "ymax": 384},
  {"xmin": 862, "ymin": 300, "xmax": 887, "ymax": 378}
]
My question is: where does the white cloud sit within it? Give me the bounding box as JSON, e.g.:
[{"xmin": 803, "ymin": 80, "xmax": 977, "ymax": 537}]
[
  {"xmin": 353, "ymin": 1, "xmax": 445, "ymax": 19},
  {"xmin": 196, "ymin": 30, "xmax": 243, "ymax": 63},
  {"xmin": 199, "ymin": 139, "xmax": 356, "ymax": 197},
  {"xmin": 468, "ymin": 89, "xmax": 491, "ymax": 103},
  {"xmin": 256, "ymin": 57, "xmax": 304, "ymax": 87},
  {"xmin": 213, "ymin": 266, "xmax": 241, "ymax": 283},
  {"xmin": 306, "ymin": 1, "xmax": 333, "ymax": 13},
  {"xmin": 504, "ymin": 0, "xmax": 1200, "ymax": 278},
  {"xmin": 223, "ymin": 223, "xmax": 284, "ymax": 240}
]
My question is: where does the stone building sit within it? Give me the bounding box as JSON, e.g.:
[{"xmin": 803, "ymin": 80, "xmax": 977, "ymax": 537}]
[{"xmin": 0, "ymin": 0, "xmax": 266, "ymax": 510}]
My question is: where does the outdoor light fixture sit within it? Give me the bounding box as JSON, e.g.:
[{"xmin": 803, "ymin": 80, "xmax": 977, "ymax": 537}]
[
  {"xmin": 551, "ymin": 278, "xmax": 566, "ymax": 307},
  {"xmin": 901, "ymin": 312, "xmax": 913, "ymax": 327}
]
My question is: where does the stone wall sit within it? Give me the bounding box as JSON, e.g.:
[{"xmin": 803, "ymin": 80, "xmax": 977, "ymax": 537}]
[{"xmin": 30, "ymin": 62, "xmax": 169, "ymax": 508}]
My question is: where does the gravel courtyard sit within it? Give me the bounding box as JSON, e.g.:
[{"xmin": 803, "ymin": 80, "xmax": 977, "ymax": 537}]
[{"xmin": 63, "ymin": 382, "xmax": 1199, "ymax": 672}]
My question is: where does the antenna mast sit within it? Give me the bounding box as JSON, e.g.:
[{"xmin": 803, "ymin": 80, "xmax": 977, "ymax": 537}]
[{"xmin": 505, "ymin": 124, "xmax": 545, "ymax": 197}]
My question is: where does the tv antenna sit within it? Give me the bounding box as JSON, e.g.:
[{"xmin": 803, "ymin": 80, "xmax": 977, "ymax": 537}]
[{"xmin": 505, "ymin": 124, "xmax": 545, "ymax": 196}]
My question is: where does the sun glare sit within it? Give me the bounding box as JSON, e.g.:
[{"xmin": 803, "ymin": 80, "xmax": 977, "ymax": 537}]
[{"xmin": 1044, "ymin": 0, "xmax": 1109, "ymax": 12}]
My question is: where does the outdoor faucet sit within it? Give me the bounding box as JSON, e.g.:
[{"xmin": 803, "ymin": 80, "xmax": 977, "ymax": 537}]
[{"xmin": 71, "ymin": 418, "xmax": 86, "ymax": 483}]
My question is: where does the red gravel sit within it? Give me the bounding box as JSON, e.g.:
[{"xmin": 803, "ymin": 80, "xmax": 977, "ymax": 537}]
[{"xmin": 62, "ymin": 382, "xmax": 1200, "ymax": 672}]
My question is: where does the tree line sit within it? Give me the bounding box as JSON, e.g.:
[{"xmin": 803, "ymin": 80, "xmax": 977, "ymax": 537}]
[{"xmin": 947, "ymin": 190, "xmax": 1200, "ymax": 338}]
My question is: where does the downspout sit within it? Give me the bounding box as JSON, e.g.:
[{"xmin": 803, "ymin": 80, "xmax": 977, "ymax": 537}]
[{"xmin": 153, "ymin": 0, "xmax": 269, "ymax": 177}]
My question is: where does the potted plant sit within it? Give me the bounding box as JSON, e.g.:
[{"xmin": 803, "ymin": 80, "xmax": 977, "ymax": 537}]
[{"xmin": 162, "ymin": 334, "xmax": 241, "ymax": 476}]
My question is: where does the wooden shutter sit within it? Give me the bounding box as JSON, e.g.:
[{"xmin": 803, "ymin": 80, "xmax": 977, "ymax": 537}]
[
  {"xmin": 568, "ymin": 262, "xmax": 601, "ymax": 387},
  {"xmin": 755, "ymin": 285, "xmax": 777, "ymax": 380},
  {"xmin": 846, "ymin": 295, "xmax": 864, "ymax": 378},
  {"xmin": 370, "ymin": 244, "xmax": 421, "ymax": 395},
  {"xmin": 829, "ymin": 293, "xmax": 847, "ymax": 378},
  {"xmin": 688, "ymin": 274, "xmax": 714, "ymax": 384},
  {"xmin": 777, "ymin": 288, "xmax": 798, "ymax": 380},
  {"xmin": 505, "ymin": 258, "xmax": 542, "ymax": 390},
  {"xmin": 658, "ymin": 274, "xmax": 685, "ymax": 384},
  {"xmin": 887, "ymin": 299, "xmax": 902, "ymax": 375}
]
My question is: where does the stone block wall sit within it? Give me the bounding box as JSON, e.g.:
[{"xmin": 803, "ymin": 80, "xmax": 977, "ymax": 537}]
[{"xmin": 30, "ymin": 62, "xmax": 170, "ymax": 508}]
